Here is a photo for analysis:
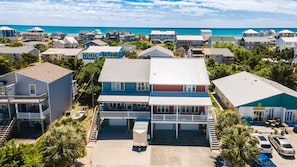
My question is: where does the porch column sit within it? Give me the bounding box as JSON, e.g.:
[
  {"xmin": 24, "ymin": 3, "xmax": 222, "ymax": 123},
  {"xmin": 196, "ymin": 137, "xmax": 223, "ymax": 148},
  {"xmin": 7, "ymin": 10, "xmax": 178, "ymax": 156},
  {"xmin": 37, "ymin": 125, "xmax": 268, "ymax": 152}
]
[
  {"xmin": 7, "ymin": 103, "xmax": 11, "ymax": 119},
  {"xmin": 282, "ymin": 108, "xmax": 286, "ymax": 123},
  {"xmin": 176, "ymin": 106, "xmax": 179, "ymax": 139},
  {"xmin": 40, "ymin": 120, "xmax": 44, "ymax": 134},
  {"xmin": 206, "ymin": 124, "xmax": 209, "ymax": 140},
  {"xmin": 150, "ymin": 105, "xmax": 153, "ymax": 139},
  {"xmin": 39, "ymin": 103, "xmax": 43, "ymax": 119},
  {"xmin": 15, "ymin": 103, "xmax": 19, "ymax": 118}
]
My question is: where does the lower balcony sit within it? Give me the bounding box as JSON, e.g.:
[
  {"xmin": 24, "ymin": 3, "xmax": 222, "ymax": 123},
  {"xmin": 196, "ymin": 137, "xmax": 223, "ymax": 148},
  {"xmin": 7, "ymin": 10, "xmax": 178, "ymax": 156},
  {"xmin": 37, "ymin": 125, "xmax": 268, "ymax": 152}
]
[
  {"xmin": 17, "ymin": 108, "xmax": 50, "ymax": 120},
  {"xmin": 100, "ymin": 111, "xmax": 150, "ymax": 119},
  {"xmin": 152, "ymin": 114, "xmax": 208, "ymax": 124}
]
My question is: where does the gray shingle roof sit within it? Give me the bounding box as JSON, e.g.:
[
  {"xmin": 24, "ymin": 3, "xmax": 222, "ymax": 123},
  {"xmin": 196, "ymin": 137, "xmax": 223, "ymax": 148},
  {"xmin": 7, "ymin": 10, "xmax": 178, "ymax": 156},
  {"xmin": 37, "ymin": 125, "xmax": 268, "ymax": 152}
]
[
  {"xmin": 0, "ymin": 46, "xmax": 36, "ymax": 54},
  {"xmin": 139, "ymin": 46, "xmax": 174, "ymax": 58},
  {"xmin": 17, "ymin": 62, "xmax": 72, "ymax": 83}
]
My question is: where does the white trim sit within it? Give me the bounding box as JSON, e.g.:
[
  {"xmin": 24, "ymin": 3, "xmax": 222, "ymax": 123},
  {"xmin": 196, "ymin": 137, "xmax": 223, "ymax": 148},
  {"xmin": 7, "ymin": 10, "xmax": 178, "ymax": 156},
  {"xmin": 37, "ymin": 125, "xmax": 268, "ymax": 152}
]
[
  {"xmin": 111, "ymin": 82, "xmax": 125, "ymax": 91},
  {"xmin": 47, "ymin": 83, "xmax": 52, "ymax": 123},
  {"xmin": 29, "ymin": 84, "xmax": 36, "ymax": 96}
]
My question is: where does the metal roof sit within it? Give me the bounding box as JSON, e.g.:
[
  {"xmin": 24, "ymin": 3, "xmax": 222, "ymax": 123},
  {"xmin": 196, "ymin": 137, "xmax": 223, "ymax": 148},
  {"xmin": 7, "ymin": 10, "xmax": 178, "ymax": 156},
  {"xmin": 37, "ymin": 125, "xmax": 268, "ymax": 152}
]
[
  {"xmin": 82, "ymin": 46, "xmax": 122, "ymax": 53},
  {"xmin": 149, "ymin": 96, "xmax": 212, "ymax": 106},
  {"xmin": 98, "ymin": 59, "xmax": 151, "ymax": 82},
  {"xmin": 17, "ymin": 62, "xmax": 72, "ymax": 83},
  {"xmin": 203, "ymin": 48, "xmax": 234, "ymax": 57},
  {"xmin": 176, "ymin": 35, "xmax": 203, "ymax": 41},
  {"xmin": 41, "ymin": 48, "xmax": 82, "ymax": 56},
  {"xmin": 278, "ymin": 29, "xmax": 294, "ymax": 34},
  {"xmin": 84, "ymin": 40, "xmax": 107, "ymax": 46},
  {"xmin": 64, "ymin": 36, "xmax": 78, "ymax": 44},
  {"xmin": 150, "ymin": 58, "xmax": 210, "ymax": 85},
  {"xmin": 278, "ymin": 37, "xmax": 297, "ymax": 42},
  {"xmin": 0, "ymin": 26, "xmax": 14, "ymax": 31},
  {"xmin": 98, "ymin": 95, "xmax": 149, "ymax": 103},
  {"xmin": 150, "ymin": 30, "xmax": 176, "ymax": 35},
  {"xmin": 138, "ymin": 45, "xmax": 174, "ymax": 58},
  {"xmin": 242, "ymin": 37, "xmax": 271, "ymax": 42},
  {"xmin": 0, "ymin": 46, "xmax": 36, "ymax": 54},
  {"xmin": 29, "ymin": 27, "xmax": 44, "ymax": 32},
  {"xmin": 212, "ymin": 71, "xmax": 297, "ymax": 107},
  {"xmin": 243, "ymin": 29, "xmax": 258, "ymax": 34}
]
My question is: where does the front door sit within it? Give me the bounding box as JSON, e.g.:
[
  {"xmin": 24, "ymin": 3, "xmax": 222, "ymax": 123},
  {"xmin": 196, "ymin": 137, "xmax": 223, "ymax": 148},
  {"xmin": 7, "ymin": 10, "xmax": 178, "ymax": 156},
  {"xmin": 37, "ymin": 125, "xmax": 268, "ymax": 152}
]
[
  {"xmin": 253, "ymin": 110, "xmax": 264, "ymax": 122},
  {"xmin": 285, "ymin": 111, "xmax": 295, "ymax": 123}
]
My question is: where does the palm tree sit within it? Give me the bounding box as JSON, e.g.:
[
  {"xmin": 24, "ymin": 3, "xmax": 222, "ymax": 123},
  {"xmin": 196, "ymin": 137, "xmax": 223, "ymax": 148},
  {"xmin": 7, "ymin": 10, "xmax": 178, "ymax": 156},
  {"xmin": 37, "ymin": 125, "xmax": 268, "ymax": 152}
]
[
  {"xmin": 215, "ymin": 110, "xmax": 241, "ymax": 140},
  {"xmin": 40, "ymin": 117, "xmax": 86, "ymax": 167},
  {"xmin": 220, "ymin": 124, "xmax": 259, "ymax": 167}
]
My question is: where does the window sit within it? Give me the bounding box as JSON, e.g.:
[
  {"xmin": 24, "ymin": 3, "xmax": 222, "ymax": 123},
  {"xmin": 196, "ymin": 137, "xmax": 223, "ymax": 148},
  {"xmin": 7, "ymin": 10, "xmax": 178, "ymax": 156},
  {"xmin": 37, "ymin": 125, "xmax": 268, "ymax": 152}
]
[
  {"xmin": 0, "ymin": 85, "xmax": 5, "ymax": 95},
  {"xmin": 157, "ymin": 106, "xmax": 169, "ymax": 113},
  {"xmin": 183, "ymin": 85, "xmax": 196, "ymax": 92},
  {"xmin": 137, "ymin": 82, "xmax": 149, "ymax": 91},
  {"xmin": 29, "ymin": 84, "xmax": 36, "ymax": 95},
  {"xmin": 111, "ymin": 82, "xmax": 124, "ymax": 91}
]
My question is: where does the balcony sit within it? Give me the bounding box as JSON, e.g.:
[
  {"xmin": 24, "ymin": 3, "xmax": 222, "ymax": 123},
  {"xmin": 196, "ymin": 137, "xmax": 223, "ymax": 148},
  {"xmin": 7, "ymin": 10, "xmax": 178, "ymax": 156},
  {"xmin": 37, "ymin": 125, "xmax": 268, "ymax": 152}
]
[
  {"xmin": 152, "ymin": 114, "xmax": 208, "ymax": 124},
  {"xmin": 0, "ymin": 93, "xmax": 47, "ymax": 103},
  {"xmin": 17, "ymin": 108, "xmax": 50, "ymax": 120},
  {"xmin": 100, "ymin": 111, "xmax": 150, "ymax": 119}
]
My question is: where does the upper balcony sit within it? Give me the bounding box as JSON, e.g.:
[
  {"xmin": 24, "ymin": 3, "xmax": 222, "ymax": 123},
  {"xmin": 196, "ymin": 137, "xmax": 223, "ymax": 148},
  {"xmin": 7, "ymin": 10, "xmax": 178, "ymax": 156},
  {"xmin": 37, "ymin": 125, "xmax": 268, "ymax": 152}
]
[
  {"xmin": 0, "ymin": 93, "xmax": 47, "ymax": 104},
  {"xmin": 17, "ymin": 107, "xmax": 50, "ymax": 120},
  {"xmin": 100, "ymin": 111, "xmax": 150, "ymax": 120},
  {"xmin": 151, "ymin": 114, "xmax": 208, "ymax": 124}
]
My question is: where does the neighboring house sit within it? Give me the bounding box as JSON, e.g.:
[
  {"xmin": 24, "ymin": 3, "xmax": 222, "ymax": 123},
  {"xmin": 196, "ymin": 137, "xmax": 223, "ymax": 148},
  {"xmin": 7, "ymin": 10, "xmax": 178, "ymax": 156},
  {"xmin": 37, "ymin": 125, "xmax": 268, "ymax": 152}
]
[
  {"xmin": 51, "ymin": 32, "xmax": 66, "ymax": 40},
  {"xmin": 203, "ymin": 48, "xmax": 235, "ymax": 64},
  {"xmin": 242, "ymin": 29, "xmax": 259, "ymax": 37},
  {"xmin": 276, "ymin": 37, "xmax": 297, "ymax": 50},
  {"xmin": 79, "ymin": 30, "xmax": 90, "ymax": 40},
  {"xmin": 208, "ymin": 36, "xmax": 236, "ymax": 48},
  {"xmin": 23, "ymin": 41, "xmax": 48, "ymax": 47},
  {"xmin": 82, "ymin": 46, "xmax": 124, "ymax": 63},
  {"xmin": 176, "ymin": 35, "xmax": 204, "ymax": 50},
  {"xmin": 138, "ymin": 46, "xmax": 174, "ymax": 58},
  {"xmin": 213, "ymin": 71, "xmax": 297, "ymax": 124},
  {"xmin": 149, "ymin": 30, "xmax": 176, "ymax": 43},
  {"xmin": 105, "ymin": 30, "xmax": 132, "ymax": 41},
  {"xmin": 54, "ymin": 36, "xmax": 78, "ymax": 48},
  {"xmin": 0, "ymin": 62, "xmax": 73, "ymax": 133},
  {"xmin": 98, "ymin": 58, "xmax": 212, "ymax": 139},
  {"xmin": 0, "ymin": 46, "xmax": 40, "ymax": 59},
  {"xmin": 0, "ymin": 26, "xmax": 18, "ymax": 40},
  {"xmin": 200, "ymin": 29, "xmax": 212, "ymax": 41},
  {"xmin": 277, "ymin": 30, "xmax": 295, "ymax": 38},
  {"xmin": 83, "ymin": 39, "xmax": 108, "ymax": 48},
  {"xmin": 40, "ymin": 48, "xmax": 82, "ymax": 60},
  {"xmin": 259, "ymin": 29, "xmax": 276, "ymax": 37},
  {"xmin": 22, "ymin": 27, "xmax": 46, "ymax": 42},
  {"xmin": 240, "ymin": 37, "xmax": 272, "ymax": 50},
  {"xmin": 187, "ymin": 47, "xmax": 204, "ymax": 58},
  {"xmin": 120, "ymin": 44, "xmax": 137, "ymax": 52}
]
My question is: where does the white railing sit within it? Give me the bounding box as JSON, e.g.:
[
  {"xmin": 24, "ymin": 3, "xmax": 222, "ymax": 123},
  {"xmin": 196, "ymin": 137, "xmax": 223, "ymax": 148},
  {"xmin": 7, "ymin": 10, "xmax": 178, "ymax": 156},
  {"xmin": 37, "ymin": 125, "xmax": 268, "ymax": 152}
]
[
  {"xmin": 17, "ymin": 108, "xmax": 50, "ymax": 120},
  {"xmin": 152, "ymin": 114, "xmax": 208, "ymax": 123},
  {"xmin": 100, "ymin": 111, "xmax": 150, "ymax": 119}
]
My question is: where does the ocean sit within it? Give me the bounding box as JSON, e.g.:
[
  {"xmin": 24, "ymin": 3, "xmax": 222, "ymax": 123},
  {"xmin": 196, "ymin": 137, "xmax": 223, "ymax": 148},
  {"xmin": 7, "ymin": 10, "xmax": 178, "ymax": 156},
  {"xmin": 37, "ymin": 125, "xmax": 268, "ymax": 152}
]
[{"xmin": 3, "ymin": 25, "xmax": 297, "ymax": 36}]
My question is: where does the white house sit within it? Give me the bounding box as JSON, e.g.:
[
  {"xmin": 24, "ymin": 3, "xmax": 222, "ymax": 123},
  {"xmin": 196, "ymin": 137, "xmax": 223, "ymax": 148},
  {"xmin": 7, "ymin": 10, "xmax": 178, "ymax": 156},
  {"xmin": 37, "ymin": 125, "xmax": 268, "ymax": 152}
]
[
  {"xmin": 149, "ymin": 30, "xmax": 176, "ymax": 43},
  {"xmin": 276, "ymin": 37, "xmax": 297, "ymax": 50},
  {"xmin": 176, "ymin": 35, "xmax": 204, "ymax": 50},
  {"xmin": 54, "ymin": 36, "xmax": 78, "ymax": 48},
  {"xmin": 40, "ymin": 48, "xmax": 82, "ymax": 60},
  {"xmin": 138, "ymin": 46, "xmax": 174, "ymax": 58},
  {"xmin": 200, "ymin": 29, "xmax": 212, "ymax": 40},
  {"xmin": 243, "ymin": 29, "xmax": 259, "ymax": 37}
]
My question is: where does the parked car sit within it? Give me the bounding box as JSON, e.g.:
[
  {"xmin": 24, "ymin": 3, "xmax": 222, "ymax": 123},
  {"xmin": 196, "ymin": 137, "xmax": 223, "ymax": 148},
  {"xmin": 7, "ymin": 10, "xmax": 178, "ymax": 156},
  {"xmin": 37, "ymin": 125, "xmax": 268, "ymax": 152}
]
[
  {"xmin": 268, "ymin": 135, "xmax": 295, "ymax": 157},
  {"xmin": 72, "ymin": 110, "xmax": 87, "ymax": 121},
  {"xmin": 252, "ymin": 133, "xmax": 273, "ymax": 154},
  {"xmin": 251, "ymin": 153, "xmax": 276, "ymax": 167}
]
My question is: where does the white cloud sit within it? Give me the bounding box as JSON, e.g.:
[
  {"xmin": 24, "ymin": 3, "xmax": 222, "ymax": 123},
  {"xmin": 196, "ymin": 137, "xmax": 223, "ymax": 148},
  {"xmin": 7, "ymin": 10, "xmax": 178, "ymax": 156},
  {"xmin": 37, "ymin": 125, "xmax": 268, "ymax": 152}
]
[{"xmin": 0, "ymin": 0, "xmax": 297, "ymax": 27}]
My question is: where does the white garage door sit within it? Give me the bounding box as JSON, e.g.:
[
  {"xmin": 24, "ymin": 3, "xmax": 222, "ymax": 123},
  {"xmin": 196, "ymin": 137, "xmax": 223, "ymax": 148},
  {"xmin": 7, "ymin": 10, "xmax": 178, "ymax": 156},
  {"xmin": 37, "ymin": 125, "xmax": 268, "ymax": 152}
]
[
  {"xmin": 180, "ymin": 124, "xmax": 199, "ymax": 130},
  {"xmin": 108, "ymin": 119, "xmax": 127, "ymax": 126},
  {"xmin": 155, "ymin": 123, "xmax": 175, "ymax": 130}
]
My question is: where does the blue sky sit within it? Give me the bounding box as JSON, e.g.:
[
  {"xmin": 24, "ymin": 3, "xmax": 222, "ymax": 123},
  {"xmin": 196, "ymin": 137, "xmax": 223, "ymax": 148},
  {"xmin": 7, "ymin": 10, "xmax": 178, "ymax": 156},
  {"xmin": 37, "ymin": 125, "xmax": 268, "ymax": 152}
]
[{"xmin": 1, "ymin": 0, "xmax": 297, "ymax": 27}]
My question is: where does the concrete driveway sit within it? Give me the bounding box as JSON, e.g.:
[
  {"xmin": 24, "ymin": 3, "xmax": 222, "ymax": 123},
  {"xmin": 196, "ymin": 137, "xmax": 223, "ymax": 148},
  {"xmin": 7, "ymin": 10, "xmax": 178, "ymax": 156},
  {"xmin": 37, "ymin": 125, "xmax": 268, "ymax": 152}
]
[{"xmin": 90, "ymin": 125, "xmax": 222, "ymax": 167}]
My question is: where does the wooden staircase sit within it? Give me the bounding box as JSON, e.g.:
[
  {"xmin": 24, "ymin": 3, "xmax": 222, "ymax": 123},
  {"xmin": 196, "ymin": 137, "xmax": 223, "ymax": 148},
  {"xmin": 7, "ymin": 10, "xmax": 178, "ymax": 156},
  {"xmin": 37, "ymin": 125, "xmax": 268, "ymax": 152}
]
[
  {"xmin": 88, "ymin": 106, "xmax": 101, "ymax": 142},
  {"xmin": 0, "ymin": 118, "xmax": 16, "ymax": 146},
  {"xmin": 208, "ymin": 111, "xmax": 219, "ymax": 151}
]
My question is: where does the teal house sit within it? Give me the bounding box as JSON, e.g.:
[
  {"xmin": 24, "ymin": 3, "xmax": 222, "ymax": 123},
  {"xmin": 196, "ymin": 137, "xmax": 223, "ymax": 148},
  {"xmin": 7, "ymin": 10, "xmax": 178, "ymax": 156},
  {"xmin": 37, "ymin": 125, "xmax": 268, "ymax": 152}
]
[{"xmin": 213, "ymin": 71, "xmax": 297, "ymax": 124}]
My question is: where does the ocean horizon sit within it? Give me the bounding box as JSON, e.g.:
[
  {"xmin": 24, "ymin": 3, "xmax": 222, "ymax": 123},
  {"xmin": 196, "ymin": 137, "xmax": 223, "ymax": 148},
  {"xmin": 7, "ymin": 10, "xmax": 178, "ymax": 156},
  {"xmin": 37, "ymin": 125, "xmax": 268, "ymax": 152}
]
[{"xmin": 2, "ymin": 24, "xmax": 297, "ymax": 37}]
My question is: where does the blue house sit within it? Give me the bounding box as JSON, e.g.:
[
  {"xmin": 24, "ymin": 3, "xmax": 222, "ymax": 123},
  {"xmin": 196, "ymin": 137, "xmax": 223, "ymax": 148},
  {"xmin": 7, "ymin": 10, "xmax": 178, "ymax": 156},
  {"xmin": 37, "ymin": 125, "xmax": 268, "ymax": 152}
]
[
  {"xmin": 97, "ymin": 59, "xmax": 213, "ymax": 141},
  {"xmin": 0, "ymin": 62, "xmax": 73, "ymax": 134},
  {"xmin": 82, "ymin": 46, "xmax": 124, "ymax": 63}
]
